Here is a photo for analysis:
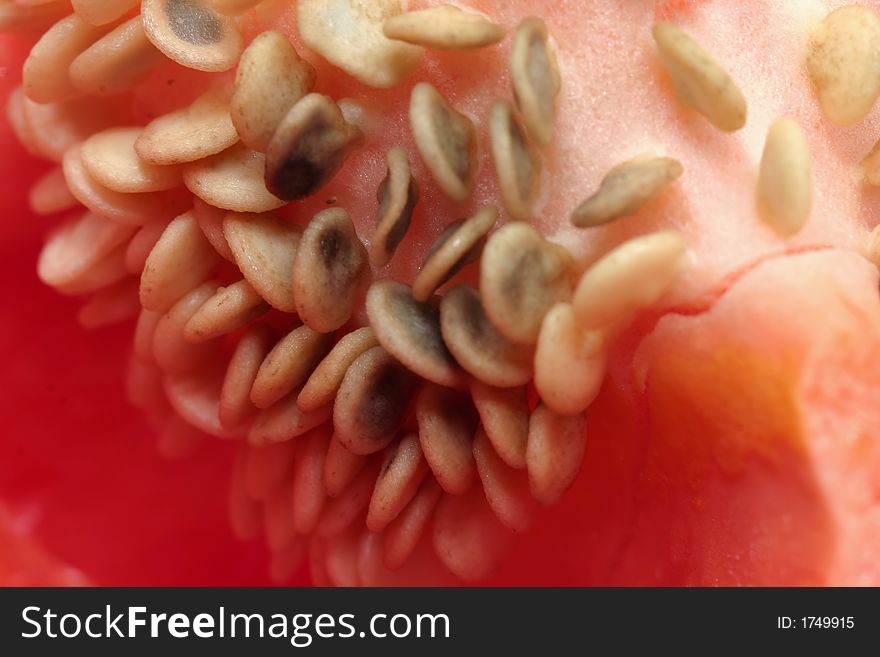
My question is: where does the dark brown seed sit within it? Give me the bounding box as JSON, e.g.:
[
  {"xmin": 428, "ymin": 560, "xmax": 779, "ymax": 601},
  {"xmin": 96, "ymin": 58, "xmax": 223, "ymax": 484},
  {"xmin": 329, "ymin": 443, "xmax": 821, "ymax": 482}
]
[
  {"xmin": 366, "ymin": 280, "xmax": 468, "ymax": 389},
  {"xmin": 367, "ymin": 432, "xmax": 429, "ymax": 533},
  {"xmin": 480, "ymin": 222, "xmax": 574, "ymax": 345},
  {"xmin": 510, "ymin": 17, "xmax": 561, "ymax": 147},
  {"xmin": 370, "ymin": 147, "xmax": 419, "ymax": 268},
  {"xmin": 409, "ymin": 81, "xmax": 477, "ymax": 202},
  {"xmin": 265, "ymin": 93, "xmax": 364, "ymax": 201},
  {"xmin": 251, "ymin": 324, "xmax": 336, "ymax": 410},
  {"xmin": 440, "ymin": 285, "xmax": 533, "ymax": 388},
  {"xmin": 293, "ymin": 207, "xmax": 370, "ymax": 333},
  {"xmin": 412, "ymin": 205, "xmax": 496, "ymax": 302},
  {"xmin": 489, "ymin": 99, "xmax": 541, "ymax": 221},
  {"xmin": 416, "ymin": 383, "xmax": 478, "ymax": 495},
  {"xmin": 571, "ymin": 155, "xmax": 683, "ymax": 228},
  {"xmin": 333, "ymin": 345, "xmax": 417, "ymax": 455}
]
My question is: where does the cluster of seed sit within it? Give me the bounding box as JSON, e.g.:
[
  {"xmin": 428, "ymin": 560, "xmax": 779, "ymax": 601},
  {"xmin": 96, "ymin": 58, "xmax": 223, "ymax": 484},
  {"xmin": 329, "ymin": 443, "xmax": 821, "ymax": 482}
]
[{"xmin": 7, "ymin": 0, "xmax": 874, "ymax": 584}]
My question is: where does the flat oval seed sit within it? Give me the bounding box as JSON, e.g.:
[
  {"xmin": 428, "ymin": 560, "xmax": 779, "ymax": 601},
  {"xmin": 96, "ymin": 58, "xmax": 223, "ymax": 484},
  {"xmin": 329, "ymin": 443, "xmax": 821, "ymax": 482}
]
[
  {"xmin": 193, "ymin": 198, "xmax": 235, "ymax": 261},
  {"xmin": 231, "ymin": 30, "xmax": 316, "ymax": 153},
  {"xmin": 125, "ymin": 220, "xmax": 169, "ymax": 274},
  {"xmin": 29, "ymin": 167, "xmax": 78, "ymax": 216},
  {"xmin": 37, "ymin": 212, "xmax": 136, "ymax": 291},
  {"xmin": 440, "ymin": 285, "xmax": 533, "ymax": 388},
  {"xmin": 21, "ymin": 94, "xmax": 128, "ymax": 163},
  {"xmin": 409, "ymin": 82, "xmax": 477, "ymax": 202},
  {"xmin": 756, "ymin": 117, "xmax": 811, "ymax": 237},
  {"xmin": 244, "ymin": 439, "xmax": 297, "ymax": 500},
  {"xmin": 220, "ymin": 325, "xmax": 271, "ymax": 430},
  {"xmin": 293, "ymin": 208, "xmax": 370, "ymax": 333},
  {"xmin": 69, "ymin": 16, "xmax": 167, "ymax": 96},
  {"xmin": 572, "ymin": 230, "xmax": 688, "ymax": 331},
  {"xmin": 298, "ymin": 327, "xmax": 379, "ymax": 413},
  {"xmin": 164, "ymin": 362, "xmax": 239, "ymax": 438},
  {"xmin": 63, "ymin": 145, "xmax": 189, "ymax": 225},
  {"xmin": 265, "ymin": 93, "xmax": 364, "ymax": 201},
  {"xmin": 316, "ymin": 463, "xmax": 379, "ymax": 538},
  {"xmin": 526, "ymin": 403, "xmax": 587, "ymax": 506},
  {"xmin": 152, "ymin": 281, "xmax": 221, "ymax": 375},
  {"xmin": 366, "ymin": 280, "xmax": 467, "ymax": 389},
  {"xmin": 571, "ymin": 154, "xmax": 683, "ymax": 228},
  {"xmin": 184, "ymin": 143, "xmax": 285, "ymax": 213},
  {"xmin": 480, "ymin": 222, "xmax": 574, "ymax": 345},
  {"xmin": 1, "ymin": 0, "xmax": 70, "ymax": 33},
  {"xmin": 223, "ymin": 211, "xmax": 301, "ymax": 313},
  {"xmin": 807, "ymin": 5, "xmax": 880, "ymax": 126},
  {"xmin": 432, "ymin": 486, "xmax": 510, "ymax": 581},
  {"xmin": 473, "ymin": 426, "xmax": 535, "ymax": 533},
  {"xmin": 534, "ymin": 303, "xmax": 606, "ymax": 415},
  {"xmin": 489, "ymin": 99, "xmax": 541, "ymax": 221},
  {"xmin": 383, "ymin": 5, "xmax": 504, "ymax": 50},
  {"xmin": 134, "ymin": 308, "xmax": 162, "ymax": 364},
  {"xmin": 382, "ymin": 477, "xmax": 442, "ymax": 570},
  {"xmin": 370, "ymin": 147, "xmax": 419, "ymax": 268},
  {"xmin": 55, "ymin": 244, "xmax": 130, "ymax": 296},
  {"xmin": 140, "ymin": 210, "xmax": 221, "ymax": 312},
  {"xmin": 184, "ymin": 278, "xmax": 269, "ymax": 342},
  {"xmin": 510, "ymin": 17, "xmax": 561, "ymax": 147},
  {"xmin": 416, "ymin": 383, "xmax": 478, "ymax": 495},
  {"xmin": 652, "ymin": 21, "xmax": 747, "ymax": 132},
  {"xmin": 251, "ymin": 324, "xmax": 335, "ymax": 410},
  {"xmin": 292, "ymin": 424, "xmax": 331, "ymax": 534},
  {"xmin": 470, "ymin": 381, "xmax": 529, "ymax": 470},
  {"xmin": 367, "ymin": 432, "xmax": 429, "ymax": 533},
  {"xmin": 412, "ymin": 205, "xmax": 496, "ymax": 302},
  {"xmin": 333, "ymin": 345, "xmax": 417, "ymax": 455},
  {"xmin": 71, "ymin": 0, "xmax": 139, "ymax": 26},
  {"xmin": 23, "ymin": 13, "xmax": 116, "ymax": 103},
  {"xmin": 297, "ymin": 0, "xmax": 423, "ymax": 88},
  {"xmin": 324, "ymin": 431, "xmax": 368, "ymax": 498},
  {"xmin": 205, "ymin": 0, "xmax": 263, "ymax": 15},
  {"xmin": 142, "ymin": 0, "xmax": 243, "ymax": 72},
  {"xmin": 81, "ymin": 127, "xmax": 183, "ymax": 193},
  {"xmin": 135, "ymin": 89, "xmax": 240, "ymax": 165},
  {"xmin": 248, "ymin": 393, "xmax": 333, "ymax": 446}
]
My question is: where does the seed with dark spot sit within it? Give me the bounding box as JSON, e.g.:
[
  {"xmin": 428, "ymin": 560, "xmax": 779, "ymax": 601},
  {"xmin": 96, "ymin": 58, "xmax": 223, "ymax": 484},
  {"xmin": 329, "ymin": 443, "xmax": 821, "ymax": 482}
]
[
  {"xmin": 416, "ymin": 383, "xmax": 478, "ymax": 495},
  {"xmin": 166, "ymin": 0, "xmax": 222, "ymax": 45},
  {"xmin": 412, "ymin": 205, "xmax": 496, "ymax": 302},
  {"xmin": 440, "ymin": 284, "xmax": 533, "ymax": 388},
  {"xmin": 409, "ymin": 82, "xmax": 477, "ymax": 202},
  {"xmin": 366, "ymin": 280, "xmax": 467, "ymax": 389},
  {"xmin": 489, "ymin": 99, "xmax": 541, "ymax": 221},
  {"xmin": 480, "ymin": 222, "xmax": 574, "ymax": 344},
  {"xmin": 265, "ymin": 93, "xmax": 364, "ymax": 201},
  {"xmin": 371, "ymin": 147, "xmax": 419, "ymax": 268},
  {"xmin": 510, "ymin": 17, "xmax": 561, "ymax": 147},
  {"xmin": 333, "ymin": 345, "xmax": 417, "ymax": 455},
  {"xmin": 293, "ymin": 207, "xmax": 370, "ymax": 333}
]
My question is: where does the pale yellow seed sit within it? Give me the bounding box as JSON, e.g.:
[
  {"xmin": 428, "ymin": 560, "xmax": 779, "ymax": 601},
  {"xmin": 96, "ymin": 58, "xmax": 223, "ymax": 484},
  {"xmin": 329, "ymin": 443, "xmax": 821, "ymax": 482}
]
[
  {"xmin": 81, "ymin": 127, "xmax": 183, "ymax": 193},
  {"xmin": 297, "ymin": 0, "xmax": 423, "ymax": 88},
  {"xmin": 572, "ymin": 230, "xmax": 688, "ymax": 331},
  {"xmin": 534, "ymin": 303, "xmax": 606, "ymax": 415},
  {"xmin": 652, "ymin": 21, "xmax": 747, "ymax": 132},
  {"xmin": 383, "ymin": 5, "xmax": 505, "ymax": 50},
  {"xmin": 756, "ymin": 117, "xmax": 811, "ymax": 237},
  {"xmin": 807, "ymin": 5, "xmax": 880, "ymax": 126}
]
